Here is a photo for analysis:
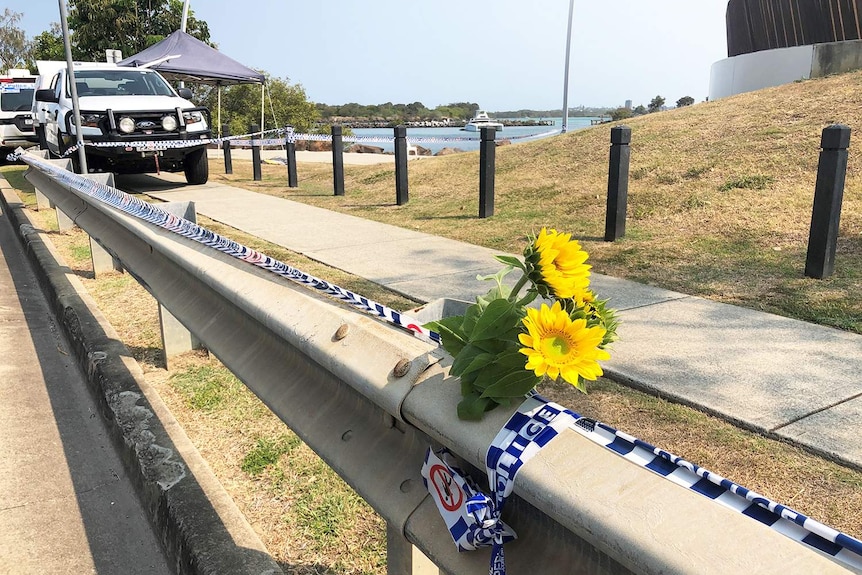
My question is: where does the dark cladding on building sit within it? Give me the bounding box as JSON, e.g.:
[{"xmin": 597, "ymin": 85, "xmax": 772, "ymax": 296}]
[{"xmin": 726, "ymin": 0, "xmax": 862, "ymax": 57}]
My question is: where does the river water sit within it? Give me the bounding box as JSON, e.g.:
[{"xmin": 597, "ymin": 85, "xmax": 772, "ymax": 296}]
[{"xmin": 350, "ymin": 116, "xmax": 602, "ymax": 154}]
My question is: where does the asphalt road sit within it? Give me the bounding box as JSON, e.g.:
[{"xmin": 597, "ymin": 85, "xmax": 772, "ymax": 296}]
[{"xmin": 0, "ymin": 198, "xmax": 172, "ymax": 574}]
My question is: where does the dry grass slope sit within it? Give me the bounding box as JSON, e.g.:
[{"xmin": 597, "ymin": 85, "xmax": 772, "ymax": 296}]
[{"xmin": 221, "ymin": 71, "xmax": 862, "ymax": 333}]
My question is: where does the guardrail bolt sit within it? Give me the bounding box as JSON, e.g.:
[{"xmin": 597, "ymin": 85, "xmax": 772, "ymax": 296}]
[
  {"xmin": 393, "ymin": 358, "xmax": 411, "ymax": 378},
  {"xmin": 334, "ymin": 323, "xmax": 349, "ymax": 341}
]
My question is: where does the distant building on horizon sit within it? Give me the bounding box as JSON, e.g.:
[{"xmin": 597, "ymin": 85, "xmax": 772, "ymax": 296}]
[{"xmin": 624, "ymin": 99, "xmax": 632, "ymax": 110}]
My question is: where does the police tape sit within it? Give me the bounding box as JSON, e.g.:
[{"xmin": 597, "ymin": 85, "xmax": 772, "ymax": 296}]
[
  {"xmin": 13, "ymin": 150, "xmax": 441, "ymax": 345},
  {"xmin": 423, "ymin": 393, "xmax": 862, "ymax": 573},
  {"xmin": 50, "ymin": 125, "xmax": 560, "ymax": 159}
]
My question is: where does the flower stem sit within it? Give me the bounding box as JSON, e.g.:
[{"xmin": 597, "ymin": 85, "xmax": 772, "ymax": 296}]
[{"xmin": 508, "ymin": 274, "xmax": 529, "ymax": 302}]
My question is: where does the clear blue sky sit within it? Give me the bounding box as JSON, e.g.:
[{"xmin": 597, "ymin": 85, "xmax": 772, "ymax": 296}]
[{"xmin": 7, "ymin": 1, "xmax": 729, "ymax": 110}]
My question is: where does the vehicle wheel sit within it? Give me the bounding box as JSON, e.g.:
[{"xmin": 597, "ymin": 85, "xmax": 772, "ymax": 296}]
[{"xmin": 183, "ymin": 148, "xmax": 209, "ymax": 185}]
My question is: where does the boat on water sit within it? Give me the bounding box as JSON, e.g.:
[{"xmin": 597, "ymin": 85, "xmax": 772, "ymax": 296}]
[{"xmin": 463, "ymin": 110, "xmax": 504, "ymax": 132}]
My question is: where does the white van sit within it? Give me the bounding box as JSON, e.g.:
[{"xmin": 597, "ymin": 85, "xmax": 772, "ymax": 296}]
[{"xmin": 0, "ymin": 69, "xmax": 38, "ymax": 158}]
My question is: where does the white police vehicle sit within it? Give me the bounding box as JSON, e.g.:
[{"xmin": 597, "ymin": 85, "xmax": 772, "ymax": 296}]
[
  {"xmin": 0, "ymin": 69, "xmax": 38, "ymax": 160},
  {"xmin": 34, "ymin": 62, "xmax": 212, "ymax": 184}
]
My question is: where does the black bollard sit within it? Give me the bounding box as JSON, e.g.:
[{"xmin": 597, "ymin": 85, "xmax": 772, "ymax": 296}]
[
  {"xmin": 286, "ymin": 127, "xmax": 298, "ymax": 188},
  {"xmin": 394, "ymin": 125, "xmax": 409, "ymax": 205},
  {"xmin": 805, "ymin": 124, "xmax": 851, "ymax": 279},
  {"xmin": 221, "ymin": 124, "xmax": 233, "ymax": 175},
  {"xmin": 604, "ymin": 125, "xmax": 632, "ymax": 242},
  {"xmin": 479, "ymin": 126, "xmax": 496, "ymax": 218},
  {"xmin": 332, "ymin": 125, "xmax": 344, "ymax": 196},
  {"xmin": 250, "ymin": 123, "xmax": 262, "ymax": 181}
]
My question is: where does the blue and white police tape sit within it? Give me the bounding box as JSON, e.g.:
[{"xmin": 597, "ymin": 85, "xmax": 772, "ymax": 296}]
[
  {"xmin": 423, "ymin": 394, "xmax": 862, "ymax": 573},
  {"xmin": 421, "ymin": 449, "xmax": 516, "ymax": 552},
  {"xmin": 571, "ymin": 416, "xmax": 862, "ymax": 570},
  {"xmin": 422, "ymin": 396, "xmax": 579, "ymax": 574},
  {"xmin": 53, "ymin": 126, "xmax": 292, "ymax": 158},
  {"xmin": 12, "ymin": 151, "xmax": 441, "ymax": 345}
]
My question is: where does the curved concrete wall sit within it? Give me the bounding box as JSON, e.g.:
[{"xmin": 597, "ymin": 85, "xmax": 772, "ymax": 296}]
[{"xmin": 709, "ymin": 39, "xmax": 862, "ymax": 99}]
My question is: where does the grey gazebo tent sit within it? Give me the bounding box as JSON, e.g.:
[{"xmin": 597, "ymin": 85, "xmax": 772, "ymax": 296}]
[{"xmin": 119, "ymin": 30, "xmax": 266, "ymax": 133}]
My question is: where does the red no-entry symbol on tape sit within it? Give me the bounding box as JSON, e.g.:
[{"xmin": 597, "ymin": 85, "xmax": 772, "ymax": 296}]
[{"xmin": 429, "ymin": 464, "xmax": 463, "ymax": 512}]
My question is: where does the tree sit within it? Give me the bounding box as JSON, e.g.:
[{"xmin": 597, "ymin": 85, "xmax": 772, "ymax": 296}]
[
  {"xmin": 676, "ymin": 96, "xmax": 695, "ymax": 108},
  {"xmin": 647, "ymin": 95, "xmax": 665, "ymax": 113},
  {"xmin": 609, "ymin": 107, "xmax": 633, "ymax": 121},
  {"xmin": 29, "ymin": 23, "xmax": 65, "ymax": 66},
  {"xmin": 632, "ymin": 105, "xmax": 647, "ymax": 116},
  {"xmin": 201, "ymin": 73, "xmax": 318, "ymax": 135},
  {"xmin": 68, "ymin": 0, "xmax": 210, "ymax": 61},
  {"xmin": 0, "ymin": 9, "xmax": 29, "ymax": 71}
]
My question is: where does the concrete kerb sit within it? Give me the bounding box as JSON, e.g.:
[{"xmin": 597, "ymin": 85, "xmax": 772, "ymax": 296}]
[{"xmin": 0, "ymin": 179, "xmax": 283, "ymax": 575}]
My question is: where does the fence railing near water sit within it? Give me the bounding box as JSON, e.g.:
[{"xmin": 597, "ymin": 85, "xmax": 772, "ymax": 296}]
[{"xmin": 14, "ymin": 148, "xmax": 861, "ymax": 575}]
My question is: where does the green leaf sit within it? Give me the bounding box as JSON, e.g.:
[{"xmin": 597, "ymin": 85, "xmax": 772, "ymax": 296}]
[
  {"xmin": 495, "ymin": 255, "xmax": 526, "ymax": 271},
  {"xmin": 460, "ymin": 304, "xmax": 482, "ymax": 337},
  {"xmin": 457, "ymin": 393, "xmax": 494, "ymax": 421},
  {"xmin": 450, "ymin": 344, "xmax": 485, "ymax": 377},
  {"xmin": 476, "ymin": 266, "xmax": 514, "ymax": 301},
  {"xmin": 469, "ymin": 299, "xmax": 519, "ymax": 342},
  {"xmin": 481, "ymin": 370, "xmax": 541, "ymax": 399},
  {"xmin": 425, "ymin": 316, "xmax": 467, "ymax": 356},
  {"xmin": 459, "ymin": 352, "xmax": 497, "ymax": 378}
]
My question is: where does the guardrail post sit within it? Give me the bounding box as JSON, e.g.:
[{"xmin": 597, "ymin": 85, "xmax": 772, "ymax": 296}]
[
  {"xmin": 805, "ymin": 124, "xmax": 851, "ymax": 279},
  {"xmin": 286, "ymin": 127, "xmax": 298, "ymax": 188},
  {"xmin": 332, "ymin": 125, "xmax": 345, "ymax": 196},
  {"xmin": 604, "ymin": 125, "xmax": 632, "ymax": 242},
  {"xmin": 32, "ymin": 158, "xmax": 71, "ymax": 210},
  {"xmin": 157, "ymin": 200, "xmax": 204, "ymax": 368},
  {"xmin": 85, "ymin": 173, "xmax": 123, "ymax": 275},
  {"xmin": 250, "ymin": 123, "xmax": 262, "ymax": 181},
  {"xmin": 386, "ymin": 523, "xmax": 439, "ymax": 575},
  {"xmin": 479, "ymin": 126, "xmax": 496, "ymax": 218},
  {"xmin": 222, "ymin": 124, "xmax": 233, "ymax": 175},
  {"xmin": 394, "ymin": 125, "xmax": 409, "ymax": 205}
]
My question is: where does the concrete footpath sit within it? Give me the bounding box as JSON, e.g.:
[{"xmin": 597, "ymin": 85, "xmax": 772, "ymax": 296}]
[
  {"xmin": 123, "ymin": 172, "xmax": 862, "ymax": 471},
  {"xmin": 0, "ymin": 197, "xmax": 172, "ymax": 573}
]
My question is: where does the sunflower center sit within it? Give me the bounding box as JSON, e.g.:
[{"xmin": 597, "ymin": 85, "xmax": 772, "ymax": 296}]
[{"xmin": 540, "ymin": 333, "xmax": 575, "ymax": 364}]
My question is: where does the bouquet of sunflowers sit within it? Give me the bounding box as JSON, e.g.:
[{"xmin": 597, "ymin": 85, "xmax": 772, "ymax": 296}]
[{"xmin": 426, "ymin": 228, "xmax": 619, "ymax": 420}]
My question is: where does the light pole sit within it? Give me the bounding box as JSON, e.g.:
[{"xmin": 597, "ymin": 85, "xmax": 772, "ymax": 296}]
[
  {"xmin": 561, "ymin": 0, "xmax": 574, "ymax": 133},
  {"xmin": 58, "ymin": 0, "xmax": 88, "ymax": 173},
  {"xmin": 181, "ymin": 0, "xmax": 190, "ymax": 32},
  {"xmin": 178, "ymin": 0, "xmax": 191, "ymax": 89}
]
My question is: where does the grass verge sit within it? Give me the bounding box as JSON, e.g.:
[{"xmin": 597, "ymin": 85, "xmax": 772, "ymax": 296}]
[{"xmin": 208, "ymin": 70, "xmax": 862, "ymax": 334}]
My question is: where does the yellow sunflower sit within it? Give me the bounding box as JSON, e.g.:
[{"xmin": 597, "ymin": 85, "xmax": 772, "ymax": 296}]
[
  {"xmin": 518, "ymin": 301, "xmax": 610, "ymax": 386},
  {"xmin": 527, "ymin": 228, "xmax": 591, "ymax": 300}
]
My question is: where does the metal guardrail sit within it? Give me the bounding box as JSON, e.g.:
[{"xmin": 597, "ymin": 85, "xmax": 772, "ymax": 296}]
[{"xmin": 18, "ymin": 149, "xmax": 857, "ymax": 575}]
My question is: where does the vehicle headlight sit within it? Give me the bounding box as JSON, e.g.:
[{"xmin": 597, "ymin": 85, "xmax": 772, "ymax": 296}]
[
  {"xmin": 81, "ymin": 113, "xmax": 104, "ymax": 128},
  {"xmin": 183, "ymin": 111, "xmax": 203, "ymax": 124},
  {"xmin": 161, "ymin": 115, "xmax": 178, "ymax": 131},
  {"xmin": 118, "ymin": 116, "xmax": 136, "ymax": 134}
]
